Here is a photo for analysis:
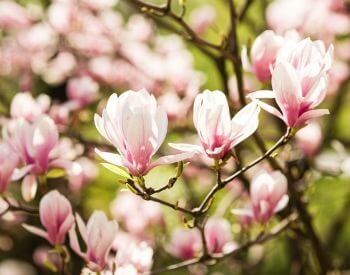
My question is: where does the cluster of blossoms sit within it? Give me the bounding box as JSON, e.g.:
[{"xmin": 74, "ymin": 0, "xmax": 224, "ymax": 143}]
[
  {"xmin": 0, "ymin": 0, "xmax": 204, "ymax": 122},
  {"xmin": 0, "ymin": 0, "xmax": 348, "ymax": 274}
]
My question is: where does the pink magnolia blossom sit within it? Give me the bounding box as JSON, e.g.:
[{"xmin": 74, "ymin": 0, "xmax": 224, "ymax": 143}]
[
  {"xmin": 233, "ymin": 170, "xmax": 289, "ymax": 223},
  {"xmin": 81, "ymin": 0, "xmax": 119, "ymax": 11},
  {"xmin": 204, "ymin": 217, "xmax": 236, "ymax": 254},
  {"xmin": 5, "ymin": 115, "xmax": 71, "ymax": 201},
  {"xmin": 67, "ymin": 76, "xmax": 99, "ymax": 108},
  {"xmin": 23, "ymin": 190, "xmax": 74, "ymax": 246},
  {"xmin": 67, "ymin": 157, "xmax": 98, "ymax": 193},
  {"xmin": 10, "ymin": 93, "xmax": 50, "ymax": 122},
  {"xmin": 249, "ymin": 38, "xmax": 333, "ymax": 128},
  {"xmin": 110, "ymin": 191, "xmax": 163, "ymax": 236},
  {"xmin": 170, "ymin": 90, "xmax": 260, "ymax": 160},
  {"xmin": 115, "ymin": 241, "xmax": 153, "ymax": 274},
  {"xmin": 47, "ymin": 1, "xmax": 77, "ymax": 34},
  {"xmin": 295, "ymin": 122, "xmax": 323, "ymax": 158},
  {"xmin": 243, "ymin": 30, "xmax": 284, "ymax": 82},
  {"xmin": 0, "ymin": 141, "xmax": 19, "ymax": 193},
  {"xmin": 0, "ymin": 1, "xmax": 32, "ymax": 30},
  {"xmin": 94, "ymin": 89, "xmax": 195, "ymax": 176},
  {"xmin": 69, "ymin": 211, "xmax": 118, "ymax": 272},
  {"xmin": 168, "ymin": 228, "xmax": 202, "ymax": 260},
  {"xmin": 189, "ymin": 5, "xmax": 217, "ymax": 35},
  {"xmin": 267, "ymin": 0, "xmax": 350, "ymax": 41}
]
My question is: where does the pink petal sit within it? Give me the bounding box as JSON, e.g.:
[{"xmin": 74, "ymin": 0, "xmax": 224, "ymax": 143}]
[
  {"xmin": 94, "ymin": 148, "xmax": 123, "ymax": 167},
  {"xmin": 247, "ymin": 90, "xmax": 276, "ymax": 99},
  {"xmin": 296, "ymin": 109, "xmax": 330, "ymax": 127},
  {"xmin": 69, "ymin": 226, "xmax": 86, "ymax": 259},
  {"xmin": 11, "ymin": 165, "xmax": 34, "ymax": 181},
  {"xmin": 152, "ymin": 152, "xmax": 197, "ymax": 166},
  {"xmin": 274, "ymin": 194, "xmax": 289, "ymax": 213},
  {"xmin": 21, "ymin": 174, "xmax": 38, "ymax": 202},
  {"xmin": 23, "ymin": 224, "xmax": 48, "ymax": 241},
  {"xmin": 168, "ymin": 143, "xmax": 203, "ymax": 154}
]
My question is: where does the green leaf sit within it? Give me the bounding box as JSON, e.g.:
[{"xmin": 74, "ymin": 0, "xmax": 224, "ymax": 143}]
[
  {"xmin": 101, "ymin": 163, "xmax": 130, "ymax": 179},
  {"xmin": 46, "ymin": 168, "xmax": 66, "ymax": 179}
]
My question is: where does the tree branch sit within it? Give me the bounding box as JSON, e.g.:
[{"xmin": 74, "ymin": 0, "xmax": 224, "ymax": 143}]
[{"xmin": 148, "ymin": 213, "xmax": 298, "ymax": 274}]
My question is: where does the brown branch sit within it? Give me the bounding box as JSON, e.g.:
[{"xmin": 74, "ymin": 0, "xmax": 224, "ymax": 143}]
[
  {"xmin": 227, "ymin": 0, "xmax": 246, "ymax": 106},
  {"xmin": 289, "ymin": 183, "xmax": 331, "ymax": 274},
  {"xmin": 238, "ymin": 0, "xmax": 254, "ymax": 21},
  {"xmin": 148, "ymin": 213, "xmax": 298, "ymax": 274},
  {"xmin": 2, "ymin": 197, "xmax": 39, "ymax": 215}
]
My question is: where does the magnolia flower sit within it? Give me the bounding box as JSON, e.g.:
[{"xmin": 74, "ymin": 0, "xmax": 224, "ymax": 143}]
[
  {"xmin": 249, "ymin": 38, "xmax": 333, "ymax": 128},
  {"xmin": 295, "ymin": 121, "xmax": 323, "ymax": 157},
  {"xmin": 5, "ymin": 115, "xmax": 69, "ymax": 201},
  {"xmin": 242, "ymin": 30, "xmax": 284, "ymax": 82},
  {"xmin": 94, "ymin": 89, "xmax": 195, "ymax": 176},
  {"xmin": 170, "ymin": 90, "xmax": 260, "ymax": 160},
  {"xmin": 167, "ymin": 228, "xmax": 202, "ymax": 260},
  {"xmin": 115, "ymin": 241, "xmax": 153, "ymax": 274},
  {"xmin": 0, "ymin": 141, "xmax": 19, "ymax": 193},
  {"xmin": 69, "ymin": 211, "xmax": 118, "ymax": 271},
  {"xmin": 204, "ymin": 217, "xmax": 236, "ymax": 254},
  {"xmin": 189, "ymin": 5, "xmax": 216, "ymax": 35},
  {"xmin": 110, "ymin": 191, "xmax": 163, "ymax": 235},
  {"xmin": 67, "ymin": 76, "xmax": 99, "ymax": 108},
  {"xmin": 233, "ymin": 170, "xmax": 289, "ymax": 223},
  {"xmin": 23, "ymin": 190, "xmax": 74, "ymax": 246},
  {"xmin": 10, "ymin": 93, "xmax": 50, "ymax": 122},
  {"xmin": 0, "ymin": 1, "xmax": 32, "ymax": 30}
]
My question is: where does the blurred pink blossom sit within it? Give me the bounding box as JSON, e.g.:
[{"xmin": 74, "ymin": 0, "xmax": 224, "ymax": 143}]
[
  {"xmin": 115, "ymin": 241, "xmax": 153, "ymax": 274},
  {"xmin": 0, "ymin": 141, "xmax": 19, "ymax": 193},
  {"xmin": 0, "ymin": 1, "xmax": 32, "ymax": 30},
  {"xmin": 168, "ymin": 228, "xmax": 202, "ymax": 260},
  {"xmin": 295, "ymin": 122, "xmax": 323, "ymax": 158},
  {"xmin": 267, "ymin": 0, "xmax": 350, "ymax": 41},
  {"xmin": 23, "ymin": 190, "xmax": 74, "ymax": 246},
  {"xmin": 67, "ymin": 157, "xmax": 98, "ymax": 193},
  {"xmin": 10, "ymin": 93, "xmax": 50, "ymax": 122},
  {"xmin": 243, "ymin": 30, "xmax": 284, "ymax": 82},
  {"xmin": 69, "ymin": 211, "xmax": 118, "ymax": 272},
  {"xmin": 110, "ymin": 191, "xmax": 163, "ymax": 236},
  {"xmin": 67, "ymin": 76, "xmax": 99, "ymax": 108},
  {"xmin": 189, "ymin": 5, "xmax": 216, "ymax": 35},
  {"xmin": 233, "ymin": 170, "xmax": 289, "ymax": 223},
  {"xmin": 204, "ymin": 217, "xmax": 236, "ymax": 254}
]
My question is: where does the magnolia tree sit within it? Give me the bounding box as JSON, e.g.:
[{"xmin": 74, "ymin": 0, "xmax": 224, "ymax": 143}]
[{"xmin": 0, "ymin": 0, "xmax": 349, "ymax": 274}]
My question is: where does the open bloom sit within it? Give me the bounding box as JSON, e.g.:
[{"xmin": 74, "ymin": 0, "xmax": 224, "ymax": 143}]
[
  {"xmin": 167, "ymin": 228, "xmax": 202, "ymax": 260},
  {"xmin": 233, "ymin": 170, "xmax": 289, "ymax": 223},
  {"xmin": 23, "ymin": 190, "xmax": 74, "ymax": 246},
  {"xmin": 204, "ymin": 217, "xmax": 236, "ymax": 254},
  {"xmin": 249, "ymin": 38, "xmax": 333, "ymax": 128},
  {"xmin": 170, "ymin": 90, "xmax": 260, "ymax": 160},
  {"xmin": 0, "ymin": 141, "xmax": 19, "ymax": 193},
  {"xmin": 94, "ymin": 89, "xmax": 194, "ymax": 176},
  {"xmin": 295, "ymin": 121, "xmax": 323, "ymax": 157},
  {"xmin": 69, "ymin": 211, "xmax": 118, "ymax": 272},
  {"xmin": 5, "ymin": 115, "xmax": 71, "ymax": 201}
]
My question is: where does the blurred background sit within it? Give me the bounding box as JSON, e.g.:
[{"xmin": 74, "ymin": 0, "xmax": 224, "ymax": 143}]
[{"xmin": 0, "ymin": 0, "xmax": 349, "ymax": 274}]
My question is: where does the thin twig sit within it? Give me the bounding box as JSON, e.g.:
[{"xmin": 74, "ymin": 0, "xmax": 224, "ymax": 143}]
[
  {"xmin": 238, "ymin": 0, "xmax": 254, "ymax": 21},
  {"xmin": 148, "ymin": 213, "xmax": 297, "ymax": 274}
]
